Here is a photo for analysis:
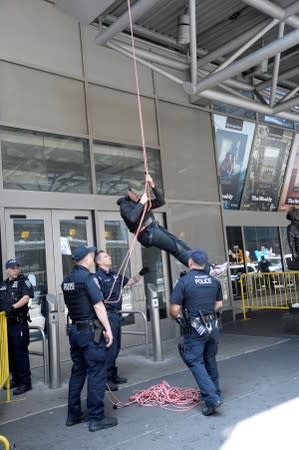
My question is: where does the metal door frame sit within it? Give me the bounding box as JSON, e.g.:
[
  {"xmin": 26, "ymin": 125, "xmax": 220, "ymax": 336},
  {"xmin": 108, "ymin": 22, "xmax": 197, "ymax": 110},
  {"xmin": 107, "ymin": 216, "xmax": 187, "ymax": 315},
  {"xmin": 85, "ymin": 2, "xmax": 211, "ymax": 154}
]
[{"xmin": 4, "ymin": 208, "xmax": 94, "ymax": 359}]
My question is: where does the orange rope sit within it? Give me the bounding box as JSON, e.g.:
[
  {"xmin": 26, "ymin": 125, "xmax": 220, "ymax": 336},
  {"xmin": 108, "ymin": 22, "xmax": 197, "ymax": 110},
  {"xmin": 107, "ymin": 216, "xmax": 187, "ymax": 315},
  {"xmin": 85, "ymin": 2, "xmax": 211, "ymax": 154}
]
[
  {"xmin": 127, "ymin": 0, "xmax": 149, "ymax": 178},
  {"xmin": 104, "ymin": 0, "xmax": 153, "ymax": 304},
  {"xmin": 107, "ymin": 380, "xmax": 202, "ymax": 412}
]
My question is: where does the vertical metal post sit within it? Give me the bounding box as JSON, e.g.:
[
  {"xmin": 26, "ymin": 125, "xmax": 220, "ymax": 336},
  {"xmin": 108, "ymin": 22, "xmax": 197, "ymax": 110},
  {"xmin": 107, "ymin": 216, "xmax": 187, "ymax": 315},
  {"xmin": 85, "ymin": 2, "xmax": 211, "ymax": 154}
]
[
  {"xmin": 46, "ymin": 294, "xmax": 61, "ymax": 389},
  {"xmin": 189, "ymin": 0, "xmax": 198, "ymax": 92},
  {"xmin": 147, "ymin": 284, "xmax": 163, "ymax": 361}
]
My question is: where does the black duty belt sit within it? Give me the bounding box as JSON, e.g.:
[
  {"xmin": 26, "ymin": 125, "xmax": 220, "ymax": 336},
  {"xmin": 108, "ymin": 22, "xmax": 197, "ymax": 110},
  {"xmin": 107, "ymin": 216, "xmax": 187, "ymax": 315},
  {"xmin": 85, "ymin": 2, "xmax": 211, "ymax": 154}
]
[
  {"xmin": 203, "ymin": 314, "xmax": 216, "ymax": 321},
  {"xmin": 72, "ymin": 320, "xmax": 94, "ymax": 330},
  {"xmin": 7, "ymin": 316, "xmax": 26, "ymax": 325},
  {"xmin": 107, "ymin": 310, "xmax": 120, "ymax": 314}
]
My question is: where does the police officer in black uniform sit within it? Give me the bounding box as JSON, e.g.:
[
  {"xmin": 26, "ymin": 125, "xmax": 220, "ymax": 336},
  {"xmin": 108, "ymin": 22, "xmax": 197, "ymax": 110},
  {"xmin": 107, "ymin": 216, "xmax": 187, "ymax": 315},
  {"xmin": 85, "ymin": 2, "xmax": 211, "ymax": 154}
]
[
  {"xmin": 95, "ymin": 250, "xmax": 149, "ymax": 391},
  {"xmin": 170, "ymin": 249, "xmax": 223, "ymax": 416},
  {"xmin": 61, "ymin": 246, "xmax": 117, "ymax": 432},
  {"xmin": 117, "ymin": 173, "xmax": 191, "ymax": 266},
  {"xmin": 0, "ymin": 258, "xmax": 34, "ymax": 395}
]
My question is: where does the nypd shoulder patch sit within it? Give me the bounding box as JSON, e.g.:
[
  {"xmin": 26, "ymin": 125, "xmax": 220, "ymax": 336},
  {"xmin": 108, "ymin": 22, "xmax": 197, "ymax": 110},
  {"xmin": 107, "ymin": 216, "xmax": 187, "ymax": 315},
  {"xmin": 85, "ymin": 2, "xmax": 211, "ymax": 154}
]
[{"xmin": 93, "ymin": 277, "xmax": 100, "ymax": 288}]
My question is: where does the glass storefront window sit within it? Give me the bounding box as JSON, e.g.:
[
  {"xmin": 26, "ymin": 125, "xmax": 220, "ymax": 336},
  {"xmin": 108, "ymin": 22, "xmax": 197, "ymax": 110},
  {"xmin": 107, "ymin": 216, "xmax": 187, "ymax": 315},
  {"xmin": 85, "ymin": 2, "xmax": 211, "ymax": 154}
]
[
  {"xmin": 243, "ymin": 226, "xmax": 282, "ymax": 271},
  {"xmin": 94, "ymin": 141, "xmax": 163, "ymax": 196},
  {"xmin": 227, "ymin": 226, "xmax": 245, "ymax": 299},
  {"xmin": 1, "ymin": 127, "xmax": 91, "ymax": 193}
]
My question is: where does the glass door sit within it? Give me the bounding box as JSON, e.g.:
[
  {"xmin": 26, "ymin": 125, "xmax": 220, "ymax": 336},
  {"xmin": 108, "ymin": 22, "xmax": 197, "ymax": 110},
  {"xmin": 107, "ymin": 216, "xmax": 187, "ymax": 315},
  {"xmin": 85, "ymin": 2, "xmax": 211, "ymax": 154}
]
[
  {"xmin": 5, "ymin": 209, "xmax": 94, "ymax": 359},
  {"xmin": 96, "ymin": 211, "xmax": 171, "ymax": 343}
]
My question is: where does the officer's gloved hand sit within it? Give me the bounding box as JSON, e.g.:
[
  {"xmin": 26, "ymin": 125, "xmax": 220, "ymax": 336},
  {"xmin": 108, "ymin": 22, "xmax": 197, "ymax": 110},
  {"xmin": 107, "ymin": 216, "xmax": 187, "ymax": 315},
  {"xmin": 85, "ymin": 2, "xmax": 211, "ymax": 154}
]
[{"xmin": 139, "ymin": 267, "xmax": 150, "ymax": 276}]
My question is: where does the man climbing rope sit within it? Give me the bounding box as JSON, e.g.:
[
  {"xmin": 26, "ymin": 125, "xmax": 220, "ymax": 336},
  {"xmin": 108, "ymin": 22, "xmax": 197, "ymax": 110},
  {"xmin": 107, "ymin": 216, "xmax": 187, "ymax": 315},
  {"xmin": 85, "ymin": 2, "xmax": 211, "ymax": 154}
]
[
  {"xmin": 117, "ymin": 174, "xmax": 192, "ymax": 266},
  {"xmin": 117, "ymin": 174, "xmax": 227, "ymax": 279}
]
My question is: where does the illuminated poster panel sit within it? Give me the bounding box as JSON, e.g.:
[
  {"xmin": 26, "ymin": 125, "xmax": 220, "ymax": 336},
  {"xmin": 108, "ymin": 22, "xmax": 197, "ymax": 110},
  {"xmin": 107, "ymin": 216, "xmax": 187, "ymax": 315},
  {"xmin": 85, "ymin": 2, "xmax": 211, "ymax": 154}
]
[
  {"xmin": 214, "ymin": 115, "xmax": 255, "ymax": 209},
  {"xmin": 241, "ymin": 125, "xmax": 293, "ymax": 211},
  {"xmin": 279, "ymin": 134, "xmax": 299, "ymax": 211}
]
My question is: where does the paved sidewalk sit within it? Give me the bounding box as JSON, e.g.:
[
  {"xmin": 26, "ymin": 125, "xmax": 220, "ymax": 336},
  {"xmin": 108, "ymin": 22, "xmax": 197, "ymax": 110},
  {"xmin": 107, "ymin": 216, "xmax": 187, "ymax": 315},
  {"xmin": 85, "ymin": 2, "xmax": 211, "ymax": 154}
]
[{"xmin": 1, "ymin": 313, "xmax": 298, "ymax": 449}]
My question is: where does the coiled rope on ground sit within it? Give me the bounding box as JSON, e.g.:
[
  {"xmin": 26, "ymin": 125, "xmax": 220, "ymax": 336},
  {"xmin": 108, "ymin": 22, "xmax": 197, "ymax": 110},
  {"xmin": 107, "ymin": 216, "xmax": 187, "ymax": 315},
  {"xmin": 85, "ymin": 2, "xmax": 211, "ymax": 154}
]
[{"xmin": 107, "ymin": 380, "xmax": 202, "ymax": 412}]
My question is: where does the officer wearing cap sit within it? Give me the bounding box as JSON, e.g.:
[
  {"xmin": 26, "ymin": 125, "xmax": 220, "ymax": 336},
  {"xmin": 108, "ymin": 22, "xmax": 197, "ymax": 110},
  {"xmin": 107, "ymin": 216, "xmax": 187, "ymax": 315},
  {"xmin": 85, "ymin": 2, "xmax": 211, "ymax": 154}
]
[
  {"xmin": 95, "ymin": 250, "xmax": 149, "ymax": 391},
  {"xmin": 0, "ymin": 258, "xmax": 34, "ymax": 395},
  {"xmin": 61, "ymin": 246, "xmax": 117, "ymax": 432},
  {"xmin": 170, "ymin": 248, "xmax": 223, "ymax": 416},
  {"xmin": 117, "ymin": 173, "xmax": 191, "ymax": 266}
]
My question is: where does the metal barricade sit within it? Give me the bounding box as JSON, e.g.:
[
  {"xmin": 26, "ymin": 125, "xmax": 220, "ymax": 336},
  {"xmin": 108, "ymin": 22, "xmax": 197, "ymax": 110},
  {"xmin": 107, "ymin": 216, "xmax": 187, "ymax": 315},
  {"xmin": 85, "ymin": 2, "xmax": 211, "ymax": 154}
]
[
  {"xmin": 29, "ymin": 325, "xmax": 49, "ymax": 385},
  {"xmin": 0, "ymin": 312, "xmax": 10, "ymax": 402},
  {"xmin": 240, "ymin": 271, "xmax": 299, "ymax": 320},
  {"xmin": 119, "ymin": 309, "xmax": 149, "ymax": 358}
]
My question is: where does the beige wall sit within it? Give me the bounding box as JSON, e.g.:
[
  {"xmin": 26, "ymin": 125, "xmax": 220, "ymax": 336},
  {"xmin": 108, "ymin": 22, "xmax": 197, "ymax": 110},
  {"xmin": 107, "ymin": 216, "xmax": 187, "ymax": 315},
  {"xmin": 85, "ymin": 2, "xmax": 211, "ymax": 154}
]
[
  {"xmin": 0, "ymin": 0, "xmax": 83, "ymax": 78},
  {"xmin": 0, "ymin": 0, "xmax": 226, "ymax": 276},
  {"xmin": 0, "ymin": 61, "xmax": 87, "ymax": 135},
  {"xmin": 158, "ymin": 101, "xmax": 219, "ymax": 203},
  {"xmin": 84, "ymin": 26, "xmax": 154, "ymax": 97},
  {"xmin": 88, "ymin": 84, "xmax": 158, "ymax": 147}
]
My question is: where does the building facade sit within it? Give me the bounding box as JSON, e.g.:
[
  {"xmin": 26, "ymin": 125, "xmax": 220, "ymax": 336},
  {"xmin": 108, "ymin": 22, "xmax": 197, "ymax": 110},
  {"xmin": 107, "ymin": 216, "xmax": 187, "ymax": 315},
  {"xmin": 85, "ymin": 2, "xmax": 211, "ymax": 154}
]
[{"xmin": 0, "ymin": 0, "xmax": 298, "ymax": 359}]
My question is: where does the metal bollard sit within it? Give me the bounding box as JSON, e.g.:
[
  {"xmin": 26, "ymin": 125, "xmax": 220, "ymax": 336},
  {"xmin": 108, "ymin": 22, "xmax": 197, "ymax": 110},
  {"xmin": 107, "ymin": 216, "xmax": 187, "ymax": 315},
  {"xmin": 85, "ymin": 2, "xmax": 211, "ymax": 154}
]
[
  {"xmin": 46, "ymin": 294, "xmax": 61, "ymax": 389},
  {"xmin": 147, "ymin": 283, "xmax": 163, "ymax": 361}
]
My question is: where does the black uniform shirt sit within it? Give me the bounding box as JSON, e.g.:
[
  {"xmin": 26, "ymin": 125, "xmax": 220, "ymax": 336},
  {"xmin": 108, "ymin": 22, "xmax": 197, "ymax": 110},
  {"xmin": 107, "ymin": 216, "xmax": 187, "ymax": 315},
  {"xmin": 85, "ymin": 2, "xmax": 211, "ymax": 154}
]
[
  {"xmin": 62, "ymin": 265, "xmax": 104, "ymax": 321},
  {"xmin": 170, "ymin": 269, "xmax": 223, "ymax": 315},
  {"xmin": 96, "ymin": 267, "xmax": 129, "ymax": 311},
  {"xmin": 0, "ymin": 274, "xmax": 34, "ymax": 318}
]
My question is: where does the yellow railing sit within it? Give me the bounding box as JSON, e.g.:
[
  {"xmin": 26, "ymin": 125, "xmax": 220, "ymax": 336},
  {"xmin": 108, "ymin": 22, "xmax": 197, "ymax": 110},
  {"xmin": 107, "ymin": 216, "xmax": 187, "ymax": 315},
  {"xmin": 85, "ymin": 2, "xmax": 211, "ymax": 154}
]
[
  {"xmin": 0, "ymin": 311, "xmax": 10, "ymax": 402},
  {"xmin": 0, "ymin": 435, "xmax": 11, "ymax": 450},
  {"xmin": 240, "ymin": 271, "xmax": 299, "ymax": 320}
]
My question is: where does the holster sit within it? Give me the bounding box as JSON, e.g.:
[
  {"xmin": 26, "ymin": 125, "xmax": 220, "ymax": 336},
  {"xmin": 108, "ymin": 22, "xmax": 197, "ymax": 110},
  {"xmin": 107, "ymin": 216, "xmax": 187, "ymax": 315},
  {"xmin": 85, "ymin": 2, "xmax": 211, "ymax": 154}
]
[
  {"xmin": 93, "ymin": 319, "xmax": 105, "ymax": 344},
  {"xmin": 178, "ymin": 343, "xmax": 191, "ymax": 368},
  {"xmin": 175, "ymin": 316, "xmax": 189, "ymax": 334}
]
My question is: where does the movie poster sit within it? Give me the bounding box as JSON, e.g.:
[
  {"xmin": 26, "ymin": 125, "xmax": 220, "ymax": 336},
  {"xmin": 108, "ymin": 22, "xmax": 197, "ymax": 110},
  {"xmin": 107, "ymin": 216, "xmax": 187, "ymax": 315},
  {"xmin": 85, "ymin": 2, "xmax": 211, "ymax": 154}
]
[
  {"xmin": 214, "ymin": 115, "xmax": 255, "ymax": 209},
  {"xmin": 241, "ymin": 124, "xmax": 293, "ymax": 211},
  {"xmin": 279, "ymin": 134, "xmax": 299, "ymax": 211}
]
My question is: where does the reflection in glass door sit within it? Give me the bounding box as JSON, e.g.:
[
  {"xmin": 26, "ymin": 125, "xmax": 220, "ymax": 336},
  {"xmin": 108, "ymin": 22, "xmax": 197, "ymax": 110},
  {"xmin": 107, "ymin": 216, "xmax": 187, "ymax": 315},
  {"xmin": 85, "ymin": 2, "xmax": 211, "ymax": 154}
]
[
  {"xmin": 59, "ymin": 219, "xmax": 88, "ymax": 281},
  {"xmin": 5, "ymin": 209, "xmax": 94, "ymax": 360},
  {"xmin": 5, "ymin": 212, "xmax": 53, "ymax": 331}
]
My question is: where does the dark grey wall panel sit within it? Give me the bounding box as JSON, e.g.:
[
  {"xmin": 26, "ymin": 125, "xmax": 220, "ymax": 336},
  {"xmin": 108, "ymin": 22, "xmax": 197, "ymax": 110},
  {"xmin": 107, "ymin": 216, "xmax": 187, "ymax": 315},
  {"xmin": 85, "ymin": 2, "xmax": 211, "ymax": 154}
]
[
  {"xmin": 0, "ymin": 62, "xmax": 87, "ymax": 134},
  {"xmin": 0, "ymin": 0, "xmax": 83, "ymax": 78},
  {"xmin": 89, "ymin": 84, "xmax": 158, "ymax": 147},
  {"xmin": 158, "ymin": 101, "xmax": 219, "ymax": 202}
]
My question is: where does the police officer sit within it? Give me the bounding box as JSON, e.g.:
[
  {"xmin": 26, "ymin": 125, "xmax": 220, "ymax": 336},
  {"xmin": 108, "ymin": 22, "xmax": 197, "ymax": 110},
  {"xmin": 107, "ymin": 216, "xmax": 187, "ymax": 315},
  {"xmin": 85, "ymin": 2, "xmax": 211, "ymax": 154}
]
[
  {"xmin": 0, "ymin": 258, "xmax": 34, "ymax": 395},
  {"xmin": 170, "ymin": 249, "xmax": 223, "ymax": 416},
  {"xmin": 95, "ymin": 250, "xmax": 149, "ymax": 391},
  {"xmin": 62, "ymin": 246, "xmax": 117, "ymax": 432}
]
